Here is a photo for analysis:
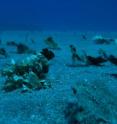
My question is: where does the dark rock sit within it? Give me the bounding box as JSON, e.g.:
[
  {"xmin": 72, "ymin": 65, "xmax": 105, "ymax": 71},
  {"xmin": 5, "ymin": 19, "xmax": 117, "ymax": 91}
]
[
  {"xmin": 110, "ymin": 73, "xmax": 117, "ymax": 78},
  {"xmin": 108, "ymin": 55, "xmax": 117, "ymax": 65},
  {"xmin": 86, "ymin": 56, "xmax": 107, "ymax": 66},
  {"xmin": 69, "ymin": 45, "xmax": 82, "ymax": 62},
  {"xmin": 64, "ymin": 102, "xmax": 86, "ymax": 124},
  {"xmin": 16, "ymin": 43, "xmax": 35, "ymax": 54},
  {"xmin": 81, "ymin": 34, "xmax": 87, "ymax": 40},
  {"xmin": 93, "ymin": 35, "xmax": 115, "ymax": 45},
  {"xmin": 44, "ymin": 36, "xmax": 60, "ymax": 49},
  {"xmin": 95, "ymin": 38, "xmax": 111, "ymax": 44},
  {"xmin": 0, "ymin": 48, "xmax": 8, "ymax": 57},
  {"xmin": 6, "ymin": 41, "xmax": 17, "ymax": 46},
  {"xmin": 41, "ymin": 48, "xmax": 55, "ymax": 60}
]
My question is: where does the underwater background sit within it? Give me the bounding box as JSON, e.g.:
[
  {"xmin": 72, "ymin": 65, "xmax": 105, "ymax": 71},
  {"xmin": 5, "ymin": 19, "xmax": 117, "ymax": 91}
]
[
  {"xmin": 0, "ymin": 0, "xmax": 117, "ymax": 31},
  {"xmin": 0, "ymin": 0, "xmax": 117, "ymax": 124}
]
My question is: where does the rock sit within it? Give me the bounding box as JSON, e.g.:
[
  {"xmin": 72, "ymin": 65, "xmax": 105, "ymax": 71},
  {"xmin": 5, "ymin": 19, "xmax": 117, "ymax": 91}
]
[
  {"xmin": 16, "ymin": 43, "xmax": 35, "ymax": 54},
  {"xmin": 44, "ymin": 36, "xmax": 60, "ymax": 49},
  {"xmin": 92, "ymin": 35, "xmax": 113, "ymax": 44}
]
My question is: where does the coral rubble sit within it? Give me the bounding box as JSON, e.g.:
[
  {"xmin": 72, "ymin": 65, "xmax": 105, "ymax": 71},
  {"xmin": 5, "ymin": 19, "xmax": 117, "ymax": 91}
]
[{"xmin": 1, "ymin": 49, "xmax": 54, "ymax": 92}]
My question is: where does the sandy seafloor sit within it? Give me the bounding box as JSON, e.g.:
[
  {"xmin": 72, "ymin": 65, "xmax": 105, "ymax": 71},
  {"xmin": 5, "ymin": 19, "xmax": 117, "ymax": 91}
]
[{"xmin": 0, "ymin": 31, "xmax": 117, "ymax": 124}]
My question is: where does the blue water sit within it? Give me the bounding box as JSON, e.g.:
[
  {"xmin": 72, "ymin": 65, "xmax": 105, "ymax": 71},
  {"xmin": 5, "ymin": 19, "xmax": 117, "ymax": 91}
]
[{"xmin": 0, "ymin": 0, "xmax": 117, "ymax": 31}]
